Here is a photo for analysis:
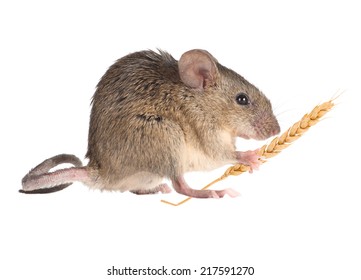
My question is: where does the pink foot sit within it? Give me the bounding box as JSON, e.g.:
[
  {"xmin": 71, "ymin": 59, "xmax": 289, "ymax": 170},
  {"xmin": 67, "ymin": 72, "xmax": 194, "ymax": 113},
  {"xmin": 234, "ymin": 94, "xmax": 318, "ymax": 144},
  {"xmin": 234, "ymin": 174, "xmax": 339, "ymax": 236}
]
[
  {"xmin": 157, "ymin": 183, "xmax": 172, "ymax": 194},
  {"xmin": 236, "ymin": 149, "xmax": 261, "ymax": 173},
  {"xmin": 215, "ymin": 188, "xmax": 240, "ymax": 198},
  {"xmin": 172, "ymin": 176, "xmax": 239, "ymax": 199}
]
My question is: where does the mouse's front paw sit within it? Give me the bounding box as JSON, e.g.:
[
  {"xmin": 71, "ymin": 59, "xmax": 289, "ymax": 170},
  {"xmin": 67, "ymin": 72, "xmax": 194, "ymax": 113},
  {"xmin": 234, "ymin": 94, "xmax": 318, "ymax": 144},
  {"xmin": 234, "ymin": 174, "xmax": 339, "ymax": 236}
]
[{"xmin": 236, "ymin": 149, "xmax": 261, "ymax": 173}]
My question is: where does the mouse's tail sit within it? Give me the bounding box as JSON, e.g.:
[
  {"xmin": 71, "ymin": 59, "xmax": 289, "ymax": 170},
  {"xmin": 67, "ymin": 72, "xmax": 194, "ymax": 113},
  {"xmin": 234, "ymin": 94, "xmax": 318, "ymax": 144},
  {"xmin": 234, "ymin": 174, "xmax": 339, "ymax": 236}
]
[{"xmin": 20, "ymin": 154, "xmax": 89, "ymax": 194}]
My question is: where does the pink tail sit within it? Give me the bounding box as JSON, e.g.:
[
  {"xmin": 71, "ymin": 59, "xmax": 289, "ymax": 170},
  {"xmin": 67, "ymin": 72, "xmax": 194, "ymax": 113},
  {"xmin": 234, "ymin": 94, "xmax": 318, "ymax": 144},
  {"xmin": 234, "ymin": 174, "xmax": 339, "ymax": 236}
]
[{"xmin": 21, "ymin": 154, "xmax": 88, "ymax": 194}]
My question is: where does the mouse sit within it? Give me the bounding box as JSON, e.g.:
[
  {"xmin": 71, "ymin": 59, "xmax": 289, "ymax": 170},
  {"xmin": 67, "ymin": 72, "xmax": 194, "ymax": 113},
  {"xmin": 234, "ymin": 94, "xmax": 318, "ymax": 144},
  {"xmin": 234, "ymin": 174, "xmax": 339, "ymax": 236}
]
[{"xmin": 21, "ymin": 49, "xmax": 280, "ymax": 199}]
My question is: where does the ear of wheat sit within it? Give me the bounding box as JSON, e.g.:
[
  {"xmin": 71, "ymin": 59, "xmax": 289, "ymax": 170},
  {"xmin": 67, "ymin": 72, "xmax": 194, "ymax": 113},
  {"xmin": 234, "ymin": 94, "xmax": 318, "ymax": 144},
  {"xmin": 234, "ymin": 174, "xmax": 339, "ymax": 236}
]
[{"xmin": 161, "ymin": 99, "xmax": 335, "ymax": 206}]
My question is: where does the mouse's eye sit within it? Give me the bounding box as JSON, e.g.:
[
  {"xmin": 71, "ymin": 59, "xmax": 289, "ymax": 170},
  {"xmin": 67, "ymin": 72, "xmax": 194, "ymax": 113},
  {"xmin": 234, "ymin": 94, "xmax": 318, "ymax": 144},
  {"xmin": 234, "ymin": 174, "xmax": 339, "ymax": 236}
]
[{"xmin": 236, "ymin": 93, "xmax": 250, "ymax": 105}]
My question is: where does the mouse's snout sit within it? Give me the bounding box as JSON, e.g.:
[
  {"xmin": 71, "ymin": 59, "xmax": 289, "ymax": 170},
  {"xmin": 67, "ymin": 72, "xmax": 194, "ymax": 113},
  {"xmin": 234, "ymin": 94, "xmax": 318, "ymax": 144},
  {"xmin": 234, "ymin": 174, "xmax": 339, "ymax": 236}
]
[
  {"xmin": 267, "ymin": 116, "xmax": 281, "ymax": 138},
  {"xmin": 271, "ymin": 121, "xmax": 281, "ymax": 136},
  {"xmin": 262, "ymin": 122, "xmax": 280, "ymax": 139},
  {"xmin": 250, "ymin": 114, "xmax": 280, "ymax": 140}
]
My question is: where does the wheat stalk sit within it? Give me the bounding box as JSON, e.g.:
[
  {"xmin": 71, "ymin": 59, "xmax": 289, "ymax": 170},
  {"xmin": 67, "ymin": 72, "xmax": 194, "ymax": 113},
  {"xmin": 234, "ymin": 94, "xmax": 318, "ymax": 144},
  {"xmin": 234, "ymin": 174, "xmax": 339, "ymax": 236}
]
[{"xmin": 161, "ymin": 99, "xmax": 335, "ymax": 206}]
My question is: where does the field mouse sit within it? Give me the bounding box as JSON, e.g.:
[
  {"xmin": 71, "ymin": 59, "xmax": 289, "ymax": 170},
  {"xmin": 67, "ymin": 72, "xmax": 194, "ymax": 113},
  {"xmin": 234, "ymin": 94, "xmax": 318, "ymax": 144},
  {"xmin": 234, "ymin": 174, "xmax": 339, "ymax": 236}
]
[{"xmin": 21, "ymin": 49, "xmax": 280, "ymax": 198}]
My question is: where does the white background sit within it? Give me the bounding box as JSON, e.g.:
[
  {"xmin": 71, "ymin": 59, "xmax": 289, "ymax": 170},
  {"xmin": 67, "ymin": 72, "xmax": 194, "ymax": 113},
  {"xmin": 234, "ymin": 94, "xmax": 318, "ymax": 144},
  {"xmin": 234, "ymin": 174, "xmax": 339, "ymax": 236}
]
[{"xmin": 1, "ymin": 1, "xmax": 360, "ymax": 279}]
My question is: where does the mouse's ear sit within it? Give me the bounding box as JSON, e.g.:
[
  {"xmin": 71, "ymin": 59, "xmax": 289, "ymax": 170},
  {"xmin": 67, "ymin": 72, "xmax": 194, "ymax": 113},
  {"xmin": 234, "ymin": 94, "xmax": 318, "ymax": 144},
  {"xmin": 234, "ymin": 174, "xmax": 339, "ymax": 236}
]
[{"xmin": 178, "ymin": 49, "xmax": 219, "ymax": 90}]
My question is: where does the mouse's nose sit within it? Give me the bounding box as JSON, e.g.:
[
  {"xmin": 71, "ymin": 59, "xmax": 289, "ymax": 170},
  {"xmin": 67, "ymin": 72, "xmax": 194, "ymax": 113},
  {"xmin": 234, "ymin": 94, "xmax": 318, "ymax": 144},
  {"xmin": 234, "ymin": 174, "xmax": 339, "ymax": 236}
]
[
  {"xmin": 271, "ymin": 123, "xmax": 281, "ymax": 136},
  {"xmin": 275, "ymin": 127, "xmax": 281, "ymax": 135}
]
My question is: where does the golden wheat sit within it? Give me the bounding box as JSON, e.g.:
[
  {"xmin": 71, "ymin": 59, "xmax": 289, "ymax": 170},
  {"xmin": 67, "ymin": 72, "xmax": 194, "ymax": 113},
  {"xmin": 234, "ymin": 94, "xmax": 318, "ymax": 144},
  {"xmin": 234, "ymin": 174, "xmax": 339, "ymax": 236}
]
[{"xmin": 161, "ymin": 99, "xmax": 335, "ymax": 206}]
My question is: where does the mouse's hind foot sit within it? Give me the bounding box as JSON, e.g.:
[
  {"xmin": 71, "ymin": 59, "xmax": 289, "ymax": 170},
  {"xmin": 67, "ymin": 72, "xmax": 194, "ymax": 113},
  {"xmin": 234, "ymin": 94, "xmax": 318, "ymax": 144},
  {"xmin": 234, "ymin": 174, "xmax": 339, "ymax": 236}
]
[{"xmin": 172, "ymin": 176, "xmax": 240, "ymax": 199}]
